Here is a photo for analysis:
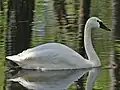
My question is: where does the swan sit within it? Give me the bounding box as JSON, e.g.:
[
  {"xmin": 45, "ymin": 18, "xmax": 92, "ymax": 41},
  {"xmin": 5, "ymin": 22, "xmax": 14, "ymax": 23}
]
[
  {"xmin": 8, "ymin": 68, "xmax": 100, "ymax": 90},
  {"xmin": 6, "ymin": 17, "xmax": 110, "ymax": 70},
  {"xmin": 8, "ymin": 69, "xmax": 90, "ymax": 90}
]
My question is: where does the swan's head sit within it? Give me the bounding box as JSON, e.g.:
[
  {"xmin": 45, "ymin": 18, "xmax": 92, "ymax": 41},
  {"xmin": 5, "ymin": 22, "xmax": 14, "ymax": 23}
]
[{"xmin": 87, "ymin": 17, "xmax": 111, "ymax": 31}]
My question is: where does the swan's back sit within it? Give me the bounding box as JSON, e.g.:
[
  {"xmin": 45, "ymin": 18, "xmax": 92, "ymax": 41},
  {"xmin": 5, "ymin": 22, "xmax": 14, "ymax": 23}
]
[
  {"xmin": 18, "ymin": 43, "xmax": 84, "ymax": 60},
  {"xmin": 23, "ymin": 43, "xmax": 80, "ymax": 54},
  {"xmin": 6, "ymin": 43, "xmax": 92, "ymax": 70}
]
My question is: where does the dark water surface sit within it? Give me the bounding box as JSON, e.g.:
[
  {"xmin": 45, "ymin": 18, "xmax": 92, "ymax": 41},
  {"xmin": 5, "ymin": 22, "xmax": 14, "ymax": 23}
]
[{"xmin": 0, "ymin": 0, "xmax": 118, "ymax": 90}]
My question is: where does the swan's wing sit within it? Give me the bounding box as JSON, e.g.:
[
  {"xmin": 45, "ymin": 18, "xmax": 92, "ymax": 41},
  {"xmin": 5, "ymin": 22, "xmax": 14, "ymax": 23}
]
[
  {"xmin": 6, "ymin": 43, "xmax": 92, "ymax": 70},
  {"xmin": 15, "ymin": 49, "xmax": 91, "ymax": 70},
  {"xmin": 18, "ymin": 43, "xmax": 83, "ymax": 58},
  {"xmin": 17, "ymin": 43, "xmax": 64, "ymax": 55}
]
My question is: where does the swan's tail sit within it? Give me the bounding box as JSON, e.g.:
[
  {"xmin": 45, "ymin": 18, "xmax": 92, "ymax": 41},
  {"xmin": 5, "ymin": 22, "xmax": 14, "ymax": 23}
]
[
  {"xmin": 7, "ymin": 77, "xmax": 23, "ymax": 82},
  {"xmin": 6, "ymin": 55, "xmax": 21, "ymax": 62}
]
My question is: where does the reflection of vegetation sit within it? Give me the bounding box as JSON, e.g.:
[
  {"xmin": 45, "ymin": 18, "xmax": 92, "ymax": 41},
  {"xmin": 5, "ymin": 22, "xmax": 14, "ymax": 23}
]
[
  {"xmin": 68, "ymin": 83, "xmax": 77, "ymax": 90},
  {"xmin": 112, "ymin": 0, "xmax": 120, "ymax": 89},
  {"xmin": 114, "ymin": 40, "xmax": 120, "ymax": 89},
  {"xmin": 32, "ymin": 0, "xmax": 112, "ymax": 90},
  {"xmin": 91, "ymin": 0, "xmax": 112, "ymax": 90},
  {"xmin": 31, "ymin": 0, "xmax": 57, "ymax": 46},
  {"xmin": 5, "ymin": 0, "xmax": 35, "ymax": 89},
  {"xmin": 0, "ymin": 0, "xmax": 7, "ymax": 90},
  {"xmin": 115, "ymin": 40, "xmax": 120, "ymax": 55},
  {"xmin": 0, "ymin": 0, "xmax": 112, "ymax": 90}
]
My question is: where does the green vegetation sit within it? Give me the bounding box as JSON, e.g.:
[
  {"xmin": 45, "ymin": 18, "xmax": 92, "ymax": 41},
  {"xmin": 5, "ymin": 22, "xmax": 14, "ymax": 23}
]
[
  {"xmin": 0, "ymin": 0, "xmax": 112, "ymax": 90},
  {"xmin": 0, "ymin": 0, "xmax": 8, "ymax": 90},
  {"xmin": 91, "ymin": 0, "xmax": 112, "ymax": 90}
]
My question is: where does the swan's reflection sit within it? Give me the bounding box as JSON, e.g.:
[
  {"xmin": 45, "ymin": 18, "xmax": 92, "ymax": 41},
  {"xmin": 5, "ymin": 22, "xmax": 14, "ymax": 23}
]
[{"xmin": 8, "ymin": 67, "xmax": 101, "ymax": 90}]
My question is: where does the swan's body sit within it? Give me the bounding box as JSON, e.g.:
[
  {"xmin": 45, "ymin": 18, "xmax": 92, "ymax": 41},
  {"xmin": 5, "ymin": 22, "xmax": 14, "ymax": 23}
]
[
  {"xmin": 6, "ymin": 43, "xmax": 92, "ymax": 70},
  {"xmin": 8, "ymin": 68, "xmax": 91, "ymax": 90},
  {"xmin": 6, "ymin": 17, "xmax": 110, "ymax": 70}
]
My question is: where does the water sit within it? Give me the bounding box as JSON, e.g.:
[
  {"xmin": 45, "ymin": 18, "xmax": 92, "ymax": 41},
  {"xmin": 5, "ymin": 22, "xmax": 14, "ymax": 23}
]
[
  {"xmin": 7, "ymin": 68, "xmax": 100, "ymax": 90},
  {"xmin": 0, "ymin": 0, "xmax": 118, "ymax": 90},
  {"xmin": 0, "ymin": 4, "xmax": 6, "ymax": 89}
]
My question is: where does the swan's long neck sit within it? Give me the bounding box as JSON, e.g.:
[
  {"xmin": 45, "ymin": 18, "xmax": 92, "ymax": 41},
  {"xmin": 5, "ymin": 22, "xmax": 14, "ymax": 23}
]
[
  {"xmin": 86, "ymin": 68, "xmax": 101, "ymax": 90},
  {"xmin": 84, "ymin": 22, "xmax": 101, "ymax": 66}
]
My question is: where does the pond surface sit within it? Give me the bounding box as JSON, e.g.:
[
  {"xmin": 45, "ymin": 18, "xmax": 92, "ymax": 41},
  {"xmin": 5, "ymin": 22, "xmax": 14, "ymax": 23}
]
[
  {"xmin": 0, "ymin": 0, "xmax": 119, "ymax": 90},
  {"xmin": 7, "ymin": 68, "xmax": 100, "ymax": 90}
]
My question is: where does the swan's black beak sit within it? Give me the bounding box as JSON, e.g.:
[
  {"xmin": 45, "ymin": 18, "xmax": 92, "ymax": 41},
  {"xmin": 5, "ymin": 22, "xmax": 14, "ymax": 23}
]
[{"xmin": 99, "ymin": 22, "xmax": 111, "ymax": 31}]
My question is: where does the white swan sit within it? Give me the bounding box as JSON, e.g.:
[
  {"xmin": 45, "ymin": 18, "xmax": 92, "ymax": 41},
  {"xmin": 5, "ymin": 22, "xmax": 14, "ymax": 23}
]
[
  {"xmin": 8, "ymin": 68, "xmax": 100, "ymax": 90},
  {"xmin": 6, "ymin": 17, "xmax": 110, "ymax": 70}
]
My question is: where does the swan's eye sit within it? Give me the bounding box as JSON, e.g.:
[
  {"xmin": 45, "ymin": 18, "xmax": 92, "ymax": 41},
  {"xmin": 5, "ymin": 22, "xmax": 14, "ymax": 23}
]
[
  {"xmin": 97, "ymin": 20, "xmax": 102, "ymax": 25},
  {"xmin": 97, "ymin": 20, "xmax": 100, "ymax": 22}
]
